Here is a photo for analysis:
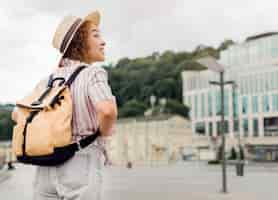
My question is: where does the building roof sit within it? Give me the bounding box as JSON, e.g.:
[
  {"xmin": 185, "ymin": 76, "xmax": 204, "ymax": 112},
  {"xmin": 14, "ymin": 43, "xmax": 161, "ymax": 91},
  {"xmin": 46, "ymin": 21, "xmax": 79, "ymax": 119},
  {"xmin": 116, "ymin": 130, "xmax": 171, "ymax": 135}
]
[{"xmin": 245, "ymin": 32, "xmax": 278, "ymax": 42}]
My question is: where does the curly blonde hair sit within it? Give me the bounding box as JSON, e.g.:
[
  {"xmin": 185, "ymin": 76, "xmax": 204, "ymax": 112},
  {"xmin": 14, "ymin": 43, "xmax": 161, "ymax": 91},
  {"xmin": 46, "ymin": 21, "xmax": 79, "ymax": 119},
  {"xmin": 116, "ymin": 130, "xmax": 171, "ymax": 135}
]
[{"xmin": 62, "ymin": 20, "xmax": 93, "ymax": 64}]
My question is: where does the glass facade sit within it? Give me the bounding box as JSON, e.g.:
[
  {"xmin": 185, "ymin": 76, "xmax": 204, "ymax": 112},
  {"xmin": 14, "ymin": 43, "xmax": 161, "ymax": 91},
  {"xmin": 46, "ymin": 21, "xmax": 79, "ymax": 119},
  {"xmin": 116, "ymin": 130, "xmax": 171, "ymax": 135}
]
[
  {"xmin": 220, "ymin": 35, "xmax": 278, "ymax": 67},
  {"xmin": 183, "ymin": 34, "xmax": 278, "ymax": 139}
]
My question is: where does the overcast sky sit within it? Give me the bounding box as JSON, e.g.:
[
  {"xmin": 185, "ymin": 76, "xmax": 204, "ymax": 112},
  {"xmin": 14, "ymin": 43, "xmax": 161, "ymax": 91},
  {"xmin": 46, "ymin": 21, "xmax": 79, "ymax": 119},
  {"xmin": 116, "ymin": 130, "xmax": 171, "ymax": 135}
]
[{"xmin": 1, "ymin": 0, "xmax": 278, "ymax": 103}]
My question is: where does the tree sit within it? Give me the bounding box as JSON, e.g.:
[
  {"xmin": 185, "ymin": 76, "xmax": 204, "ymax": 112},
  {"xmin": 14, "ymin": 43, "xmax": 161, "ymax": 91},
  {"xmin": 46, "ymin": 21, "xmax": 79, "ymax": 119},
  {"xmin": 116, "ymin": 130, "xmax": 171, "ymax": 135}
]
[
  {"xmin": 106, "ymin": 40, "xmax": 232, "ymax": 118},
  {"xmin": 115, "ymin": 57, "xmax": 130, "ymax": 68},
  {"xmin": 218, "ymin": 39, "xmax": 235, "ymax": 51},
  {"xmin": 0, "ymin": 108, "xmax": 15, "ymax": 141}
]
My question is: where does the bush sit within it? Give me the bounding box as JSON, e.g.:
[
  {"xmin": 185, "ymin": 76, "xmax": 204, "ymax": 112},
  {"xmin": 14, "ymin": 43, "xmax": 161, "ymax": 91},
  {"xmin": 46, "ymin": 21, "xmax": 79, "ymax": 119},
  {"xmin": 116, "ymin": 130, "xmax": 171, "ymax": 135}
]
[
  {"xmin": 119, "ymin": 100, "xmax": 147, "ymax": 118},
  {"xmin": 165, "ymin": 99, "xmax": 190, "ymax": 118},
  {"xmin": 208, "ymin": 160, "xmax": 220, "ymax": 165}
]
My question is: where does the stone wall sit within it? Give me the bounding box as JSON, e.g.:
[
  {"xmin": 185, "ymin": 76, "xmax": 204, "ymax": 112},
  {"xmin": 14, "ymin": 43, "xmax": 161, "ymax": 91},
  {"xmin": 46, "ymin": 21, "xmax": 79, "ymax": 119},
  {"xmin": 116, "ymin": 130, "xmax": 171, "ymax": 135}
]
[{"xmin": 105, "ymin": 115, "xmax": 193, "ymax": 166}]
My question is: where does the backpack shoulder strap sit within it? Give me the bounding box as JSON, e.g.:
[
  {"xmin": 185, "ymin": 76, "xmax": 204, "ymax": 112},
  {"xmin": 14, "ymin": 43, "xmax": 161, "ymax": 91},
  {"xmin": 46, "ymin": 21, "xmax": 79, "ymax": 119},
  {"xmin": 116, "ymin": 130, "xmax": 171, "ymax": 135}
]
[{"xmin": 65, "ymin": 65, "xmax": 87, "ymax": 87}]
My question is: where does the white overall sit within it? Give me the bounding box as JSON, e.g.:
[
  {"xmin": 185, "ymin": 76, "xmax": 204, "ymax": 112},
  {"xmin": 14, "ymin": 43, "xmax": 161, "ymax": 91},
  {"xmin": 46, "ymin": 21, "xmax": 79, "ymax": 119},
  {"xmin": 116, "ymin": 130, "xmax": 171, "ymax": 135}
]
[{"xmin": 33, "ymin": 144, "xmax": 105, "ymax": 200}]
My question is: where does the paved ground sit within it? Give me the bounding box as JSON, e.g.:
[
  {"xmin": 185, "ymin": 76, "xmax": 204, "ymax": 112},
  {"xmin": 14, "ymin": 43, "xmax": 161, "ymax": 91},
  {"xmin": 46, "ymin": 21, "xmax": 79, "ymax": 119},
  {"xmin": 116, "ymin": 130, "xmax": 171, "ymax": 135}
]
[{"xmin": 0, "ymin": 162, "xmax": 277, "ymax": 200}]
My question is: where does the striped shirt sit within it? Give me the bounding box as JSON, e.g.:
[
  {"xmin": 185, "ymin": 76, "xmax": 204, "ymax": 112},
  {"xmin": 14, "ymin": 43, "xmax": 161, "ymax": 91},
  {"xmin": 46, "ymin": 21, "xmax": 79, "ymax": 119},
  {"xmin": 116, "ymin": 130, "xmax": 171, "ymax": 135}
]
[{"xmin": 37, "ymin": 58, "xmax": 115, "ymax": 145}]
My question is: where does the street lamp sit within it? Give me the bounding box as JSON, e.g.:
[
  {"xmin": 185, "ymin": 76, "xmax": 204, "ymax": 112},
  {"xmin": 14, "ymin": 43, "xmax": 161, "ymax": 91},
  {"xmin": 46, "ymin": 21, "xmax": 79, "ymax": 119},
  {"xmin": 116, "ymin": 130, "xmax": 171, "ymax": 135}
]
[
  {"xmin": 196, "ymin": 56, "xmax": 234, "ymax": 193},
  {"xmin": 150, "ymin": 95, "xmax": 156, "ymax": 114},
  {"xmin": 159, "ymin": 97, "xmax": 167, "ymax": 114}
]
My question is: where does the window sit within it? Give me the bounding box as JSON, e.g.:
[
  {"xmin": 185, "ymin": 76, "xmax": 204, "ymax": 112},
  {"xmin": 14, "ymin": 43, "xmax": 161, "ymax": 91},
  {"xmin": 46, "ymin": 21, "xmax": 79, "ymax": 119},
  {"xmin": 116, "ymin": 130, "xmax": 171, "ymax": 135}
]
[
  {"xmin": 243, "ymin": 119, "xmax": 249, "ymax": 137},
  {"xmin": 188, "ymin": 96, "xmax": 192, "ymax": 118},
  {"xmin": 272, "ymin": 94, "xmax": 278, "ymax": 112},
  {"xmin": 209, "ymin": 122, "xmax": 213, "ymax": 136},
  {"xmin": 246, "ymin": 76, "xmax": 251, "ymax": 94},
  {"xmin": 234, "ymin": 120, "xmax": 239, "ymax": 133},
  {"xmin": 265, "ymin": 72, "xmax": 271, "ymax": 91},
  {"xmin": 232, "ymin": 90, "xmax": 239, "ymax": 117},
  {"xmin": 254, "ymin": 74, "xmax": 259, "ymax": 93},
  {"xmin": 249, "ymin": 75, "xmax": 254, "ymax": 94},
  {"xmin": 258, "ymin": 74, "xmax": 263, "ymax": 93},
  {"xmin": 252, "ymin": 96, "xmax": 258, "ymax": 113},
  {"xmin": 201, "ymin": 93, "xmax": 205, "ymax": 118},
  {"xmin": 216, "ymin": 90, "xmax": 221, "ymax": 116},
  {"xmin": 216, "ymin": 121, "xmax": 229, "ymax": 136},
  {"xmin": 264, "ymin": 117, "xmax": 278, "ymax": 137},
  {"xmin": 194, "ymin": 95, "xmax": 198, "ymax": 119},
  {"xmin": 270, "ymin": 36, "xmax": 278, "ymax": 57},
  {"xmin": 275, "ymin": 71, "xmax": 278, "ymax": 89},
  {"xmin": 242, "ymin": 96, "xmax": 248, "ymax": 114},
  {"xmin": 195, "ymin": 122, "xmax": 206, "ymax": 136},
  {"xmin": 208, "ymin": 92, "xmax": 213, "ymax": 117},
  {"xmin": 224, "ymin": 90, "xmax": 229, "ymax": 116},
  {"xmin": 188, "ymin": 96, "xmax": 192, "ymax": 108},
  {"xmin": 271, "ymin": 72, "xmax": 276, "ymax": 90},
  {"xmin": 215, "ymin": 89, "xmax": 229, "ymax": 116},
  {"xmin": 253, "ymin": 118, "xmax": 259, "ymax": 137},
  {"xmin": 263, "ymin": 95, "xmax": 270, "ymax": 112}
]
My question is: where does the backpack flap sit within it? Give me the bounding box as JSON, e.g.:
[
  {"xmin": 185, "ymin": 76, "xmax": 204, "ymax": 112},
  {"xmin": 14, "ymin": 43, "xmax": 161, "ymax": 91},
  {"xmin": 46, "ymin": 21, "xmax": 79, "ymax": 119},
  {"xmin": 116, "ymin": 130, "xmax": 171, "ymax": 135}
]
[{"xmin": 16, "ymin": 85, "xmax": 68, "ymax": 111}]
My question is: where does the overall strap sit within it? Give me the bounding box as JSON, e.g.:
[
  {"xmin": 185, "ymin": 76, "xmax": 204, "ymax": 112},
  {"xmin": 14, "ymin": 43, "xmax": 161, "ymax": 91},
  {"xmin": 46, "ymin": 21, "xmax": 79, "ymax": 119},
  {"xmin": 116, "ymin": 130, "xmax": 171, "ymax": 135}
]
[{"xmin": 68, "ymin": 129, "xmax": 101, "ymax": 152}]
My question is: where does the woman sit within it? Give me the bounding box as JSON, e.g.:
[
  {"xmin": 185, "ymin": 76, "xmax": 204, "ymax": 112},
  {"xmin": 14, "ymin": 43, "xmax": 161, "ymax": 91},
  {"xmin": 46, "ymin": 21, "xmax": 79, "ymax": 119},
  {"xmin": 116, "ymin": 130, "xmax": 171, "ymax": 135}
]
[{"xmin": 32, "ymin": 10, "xmax": 117, "ymax": 200}]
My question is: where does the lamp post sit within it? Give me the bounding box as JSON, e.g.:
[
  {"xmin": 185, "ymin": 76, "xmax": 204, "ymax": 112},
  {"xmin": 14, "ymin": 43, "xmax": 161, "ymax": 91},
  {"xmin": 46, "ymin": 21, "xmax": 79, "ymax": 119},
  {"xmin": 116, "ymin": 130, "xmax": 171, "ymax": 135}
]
[
  {"xmin": 196, "ymin": 57, "xmax": 235, "ymax": 193},
  {"xmin": 159, "ymin": 97, "xmax": 167, "ymax": 114},
  {"xmin": 231, "ymin": 83, "xmax": 241, "ymax": 156},
  {"xmin": 150, "ymin": 95, "xmax": 156, "ymax": 115}
]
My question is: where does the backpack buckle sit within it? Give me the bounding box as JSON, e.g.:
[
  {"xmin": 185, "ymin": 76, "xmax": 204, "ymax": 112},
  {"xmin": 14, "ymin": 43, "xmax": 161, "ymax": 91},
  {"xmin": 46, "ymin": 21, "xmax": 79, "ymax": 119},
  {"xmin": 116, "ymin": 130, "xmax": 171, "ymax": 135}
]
[{"xmin": 76, "ymin": 141, "xmax": 82, "ymax": 150}]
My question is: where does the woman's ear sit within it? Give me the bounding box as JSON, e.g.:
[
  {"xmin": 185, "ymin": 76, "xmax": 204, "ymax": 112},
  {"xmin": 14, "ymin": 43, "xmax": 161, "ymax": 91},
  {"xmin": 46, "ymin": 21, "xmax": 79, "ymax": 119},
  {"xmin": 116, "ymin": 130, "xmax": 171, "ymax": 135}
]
[{"xmin": 11, "ymin": 108, "xmax": 18, "ymax": 123}]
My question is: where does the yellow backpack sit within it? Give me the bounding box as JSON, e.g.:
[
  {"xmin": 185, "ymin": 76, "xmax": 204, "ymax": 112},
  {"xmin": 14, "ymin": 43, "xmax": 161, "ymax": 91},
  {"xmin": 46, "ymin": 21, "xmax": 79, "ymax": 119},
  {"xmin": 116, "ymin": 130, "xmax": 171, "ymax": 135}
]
[{"xmin": 12, "ymin": 66, "xmax": 100, "ymax": 166}]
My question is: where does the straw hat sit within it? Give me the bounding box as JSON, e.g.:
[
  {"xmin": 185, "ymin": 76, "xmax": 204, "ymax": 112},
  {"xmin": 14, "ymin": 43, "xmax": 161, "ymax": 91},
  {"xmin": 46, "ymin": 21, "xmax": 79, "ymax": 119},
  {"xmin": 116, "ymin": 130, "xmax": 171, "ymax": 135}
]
[{"xmin": 52, "ymin": 10, "xmax": 100, "ymax": 55}]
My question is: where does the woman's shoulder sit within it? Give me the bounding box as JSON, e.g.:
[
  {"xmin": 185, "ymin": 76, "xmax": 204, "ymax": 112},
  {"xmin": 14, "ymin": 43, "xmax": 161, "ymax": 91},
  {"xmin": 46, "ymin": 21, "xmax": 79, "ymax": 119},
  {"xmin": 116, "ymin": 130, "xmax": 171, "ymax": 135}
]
[
  {"xmin": 86, "ymin": 64, "xmax": 107, "ymax": 74},
  {"xmin": 86, "ymin": 65, "xmax": 108, "ymax": 81}
]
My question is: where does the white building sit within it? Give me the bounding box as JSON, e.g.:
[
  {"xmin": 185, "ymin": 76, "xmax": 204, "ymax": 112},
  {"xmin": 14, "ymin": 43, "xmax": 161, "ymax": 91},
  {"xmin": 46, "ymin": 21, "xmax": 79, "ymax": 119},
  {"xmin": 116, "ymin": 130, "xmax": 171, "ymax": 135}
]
[{"xmin": 182, "ymin": 32, "xmax": 278, "ymax": 161}]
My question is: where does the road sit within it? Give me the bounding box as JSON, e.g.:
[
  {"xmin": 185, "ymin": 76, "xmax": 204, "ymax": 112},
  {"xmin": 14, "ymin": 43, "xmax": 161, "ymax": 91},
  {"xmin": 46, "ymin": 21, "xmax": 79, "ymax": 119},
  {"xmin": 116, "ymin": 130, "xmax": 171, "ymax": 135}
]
[{"xmin": 0, "ymin": 162, "xmax": 277, "ymax": 200}]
